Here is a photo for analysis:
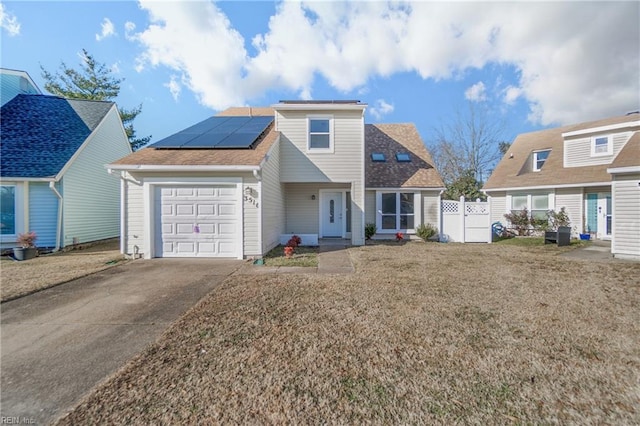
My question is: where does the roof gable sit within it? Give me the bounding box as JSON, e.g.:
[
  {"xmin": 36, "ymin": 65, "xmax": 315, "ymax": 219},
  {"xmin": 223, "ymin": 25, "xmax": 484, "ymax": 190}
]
[
  {"xmin": 1, "ymin": 94, "xmax": 113, "ymax": 178},
  {"xmin": 365, "ymin": 124, "xmax": 444, "ymax": 188},
  {"xmin": 610, "ymin": 131, "xmax": 640, "ymax": 169}
]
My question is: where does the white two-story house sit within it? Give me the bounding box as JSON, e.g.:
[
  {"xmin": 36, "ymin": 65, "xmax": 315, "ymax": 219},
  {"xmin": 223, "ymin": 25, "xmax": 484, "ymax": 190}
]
[
  {"xmin": 108, "ymin": 100, "xmax": 444, "ymax": 259},
  {"xmin": 484, "ymin": 112, "xmax": 640, "ymax": 260}
]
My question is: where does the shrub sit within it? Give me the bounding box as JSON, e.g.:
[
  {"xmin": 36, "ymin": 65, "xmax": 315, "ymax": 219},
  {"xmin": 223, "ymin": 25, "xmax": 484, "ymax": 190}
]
[
  {"xmin": 395, "ymin": 232, "xmax": 404, "ymax": 241},
  {"xmin": 364, "ymin": 223, "xmax": 376, "ymax": 240},
  {"xmin": 415, "ymin": 223, "xmax": 438, "ymax": 242},
  {"xmin": 547, "ymin": 207, "xmax": 571, "ymax": 229},
  {"xmin": 504, "ymin": 208, "xmax": 532, "ymax": 236},
  {"xmin": 17, "ymin": 231, "xmax": 37, "ymax": 248},
  {"xmin": 286, "ymin": 235, "xmax": 302, "ymax": 248}
]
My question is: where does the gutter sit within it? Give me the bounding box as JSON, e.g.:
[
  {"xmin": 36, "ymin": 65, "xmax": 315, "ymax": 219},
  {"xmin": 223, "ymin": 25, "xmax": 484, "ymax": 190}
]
[
  {"xmin": 49, "ymin": 181, "xmax": 63, "ymax": 252},
  {"xmin": 106, "ymin": 164, "xmax": 260, "ymax": 172}
]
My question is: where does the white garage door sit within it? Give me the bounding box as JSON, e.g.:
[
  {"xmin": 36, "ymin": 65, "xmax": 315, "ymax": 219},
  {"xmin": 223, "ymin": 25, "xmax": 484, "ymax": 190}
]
[{"xmin": 154, "ymin": 186, "xmax": 240, "ymax": 258}]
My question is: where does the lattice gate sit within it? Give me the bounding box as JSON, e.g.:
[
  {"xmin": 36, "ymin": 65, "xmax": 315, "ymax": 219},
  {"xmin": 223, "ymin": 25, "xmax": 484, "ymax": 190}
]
[{"xmin": 440, "ymin": 197, "xmax": 491, "ymax": 243}]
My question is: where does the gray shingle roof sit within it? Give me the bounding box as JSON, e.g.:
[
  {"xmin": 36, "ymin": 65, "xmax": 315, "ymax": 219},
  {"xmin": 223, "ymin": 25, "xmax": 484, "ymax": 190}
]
[{"xmin": 1, "ymin": 94, "xmax": 113, "ymax": 178}]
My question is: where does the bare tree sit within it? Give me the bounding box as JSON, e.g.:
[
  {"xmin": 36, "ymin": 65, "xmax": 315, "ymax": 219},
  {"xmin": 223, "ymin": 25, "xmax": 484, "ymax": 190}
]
[{"xmin": 430, "ymin": 102, "xmax": 506, "ymax": 186}]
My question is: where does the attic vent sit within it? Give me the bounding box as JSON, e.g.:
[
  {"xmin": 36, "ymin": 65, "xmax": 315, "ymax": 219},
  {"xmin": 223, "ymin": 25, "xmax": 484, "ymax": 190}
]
[
  {"xmin": 396, "ymin": 152, "xmax": 411, "ymax": 162},
  {"xmin": 371, "ymin": 152, "xmax": 386, "ymax": 162}
]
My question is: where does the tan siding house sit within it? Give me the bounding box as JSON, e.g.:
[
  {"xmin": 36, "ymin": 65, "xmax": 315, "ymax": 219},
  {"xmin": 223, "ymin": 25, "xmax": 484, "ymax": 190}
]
[
  {"xmin": 109, "ymin": 101, "xmax": 444, "ymax": 259},
  {"xmin": 484, "ymin": 112, "xmax": 639, "ymax": 260}
]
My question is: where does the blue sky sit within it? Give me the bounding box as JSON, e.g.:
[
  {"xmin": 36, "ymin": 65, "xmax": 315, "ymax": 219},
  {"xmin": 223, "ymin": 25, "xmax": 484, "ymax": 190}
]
[{"xmin": 1, "ymin": 1, "xmax": 638, "ymax": 149}]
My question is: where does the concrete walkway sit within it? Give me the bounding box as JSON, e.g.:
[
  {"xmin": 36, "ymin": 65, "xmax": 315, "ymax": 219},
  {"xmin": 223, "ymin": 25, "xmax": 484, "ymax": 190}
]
[
  {"xmin": 561, "ymin": 240, "xmax": 633, "ymax": 262},
  {"xmin": 0, "ymin": 258, "xmax": 243, "ymax": 424}
]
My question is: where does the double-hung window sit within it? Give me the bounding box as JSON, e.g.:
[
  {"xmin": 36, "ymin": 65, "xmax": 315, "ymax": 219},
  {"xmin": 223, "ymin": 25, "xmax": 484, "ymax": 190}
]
[
  {"xmin": 1, "ymin": 185, "xmax": 17, "ymax": 235},
  {"xmin": 510, "ymin": 194, "xmax": 550, "ymax": 221},
  {"xmin": 308, "ymin": 116, "xmax": 333, "ymax": 152},
  {"xmin": 591, "ymin": 135, "xmax": 612, "ymax": 156},
  {"xmin": 533, "ymin": 150, "xmax": 550, "ymax": 171},
  {"xmin": 378, "ymin": 192, "xmax": 418, "ymax": 232}
]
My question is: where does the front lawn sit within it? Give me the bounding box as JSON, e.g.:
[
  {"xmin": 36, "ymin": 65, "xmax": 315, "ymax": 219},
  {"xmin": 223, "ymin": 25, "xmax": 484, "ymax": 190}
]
[
  {"xmin": 58, "ymin": 242, "xmax": 639, "ymax": 424},
  {"xmin": 263, "ymin": 244, "xmax": 319, "ymax": 267}
]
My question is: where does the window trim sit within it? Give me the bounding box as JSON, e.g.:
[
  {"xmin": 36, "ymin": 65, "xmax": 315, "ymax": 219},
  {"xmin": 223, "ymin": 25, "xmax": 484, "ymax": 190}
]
[
  {"xmin": 591, "ymin": 135, "xmax": 612, "ymax": 157},
  {"xmin": 0, "ymin": 183, "xmax": 24, "ymax": 242},
  {"xmin": 375, "ymin": 191, "xmax": 421, "ymax": 234},
  {"xmin": 306, "ymin": 115, "xmax": 334, "ymax": 153},
  {"xmin": 532, "ymin": 149, "xmax": 550, "ymax": 172}
]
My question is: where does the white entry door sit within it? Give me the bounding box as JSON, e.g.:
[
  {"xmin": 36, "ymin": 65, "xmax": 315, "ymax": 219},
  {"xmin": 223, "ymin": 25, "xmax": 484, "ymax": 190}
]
[
  {"xmin": 321, "ymin": 192, "xmax": 343, "ymax": 237},
  {"xmin": 597, "ymin": 193, "xmax": 612, "ymax": 240},
  {"xmin": 155, "ymin": 185, "xmax": 239, "ymax": 257}
]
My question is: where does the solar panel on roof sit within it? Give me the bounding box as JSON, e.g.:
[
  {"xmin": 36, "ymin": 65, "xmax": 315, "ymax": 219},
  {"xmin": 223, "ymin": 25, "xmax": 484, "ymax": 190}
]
[{"xmin": 150, "ymin": 116, "xmax": 273, "ymax": 149}]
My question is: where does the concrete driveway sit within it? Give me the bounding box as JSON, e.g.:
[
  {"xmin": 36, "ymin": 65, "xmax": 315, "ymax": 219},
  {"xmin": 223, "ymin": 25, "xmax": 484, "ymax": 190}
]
[{"xmin": 0, "ymin": 258, "xmax": 242, "ymax": 424}]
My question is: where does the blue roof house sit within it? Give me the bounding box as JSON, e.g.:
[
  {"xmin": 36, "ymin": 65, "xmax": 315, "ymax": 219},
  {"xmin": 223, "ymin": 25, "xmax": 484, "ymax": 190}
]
[{"xmin": 0, "ymin": 94, "xmax": 132, "ymax": 250}]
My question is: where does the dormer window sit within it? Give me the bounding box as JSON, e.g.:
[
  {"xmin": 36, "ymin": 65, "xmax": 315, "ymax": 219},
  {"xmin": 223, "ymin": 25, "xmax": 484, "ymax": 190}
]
[
  {"xmin": 396, "ymin": 152, "xmax": 411, "ymax": 162},
  {"xmin": 308, "ymin": 116, "xmax": 333, "ymax": 152},
  {"xmin": 533, "ymin": 150, "xmax": 550, "ymax": 171},
  {"xmin": 591, "ymin": 135, "xmax": 612, "ymax": 156},
  {"xmin": 371, "ymin": 152, "xmax": 386, "ymax": 162}
]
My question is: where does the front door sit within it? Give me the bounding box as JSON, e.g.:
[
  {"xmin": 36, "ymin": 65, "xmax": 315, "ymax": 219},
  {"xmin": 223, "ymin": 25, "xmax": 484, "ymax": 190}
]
[
  {"xmin": 321, "ymin": 192, "xmax": 343, "ymax": 237},
  {"xmin": 586, "ymin": 193, "xmax": 612, "ymax": 240}
]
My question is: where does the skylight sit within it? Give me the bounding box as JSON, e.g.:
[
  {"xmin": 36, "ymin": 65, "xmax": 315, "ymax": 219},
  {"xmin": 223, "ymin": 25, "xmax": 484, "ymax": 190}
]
[
  {"xmin": 396, "ymin": 152, "xmax": 411, "ymax": 162},
  {"xmin": 371, "ymin": 152, "xmax": 386, "ymax": 162}
]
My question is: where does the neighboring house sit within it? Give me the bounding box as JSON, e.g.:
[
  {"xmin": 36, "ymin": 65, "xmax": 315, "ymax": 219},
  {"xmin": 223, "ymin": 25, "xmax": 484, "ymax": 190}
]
[
  {"xmin": 484, "ymin": 112, "xmax": 640, "ymax": 260},
  {"xmin": 0, "ymin": 94, "xmax": 132, "ymax": 250},
  {"xmin": 107, "ymin": 101, "xmax": 444, "ymax": 259},
  {"xmin": 1, "ymin": 68, "xmax": 41, "ymax": 106}
]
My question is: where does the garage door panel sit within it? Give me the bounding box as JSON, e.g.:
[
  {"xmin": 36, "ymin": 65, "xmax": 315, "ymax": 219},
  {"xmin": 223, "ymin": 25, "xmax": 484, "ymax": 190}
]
[{"xmin": 155, "ymin": 185, "xmax": 240, "ymax": 258}]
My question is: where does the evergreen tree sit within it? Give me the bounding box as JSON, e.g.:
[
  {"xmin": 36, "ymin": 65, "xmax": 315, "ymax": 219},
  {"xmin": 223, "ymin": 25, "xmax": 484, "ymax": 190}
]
[{"xmin": 41, "ymin": 49, "xmax": 151, "ymax": 150}]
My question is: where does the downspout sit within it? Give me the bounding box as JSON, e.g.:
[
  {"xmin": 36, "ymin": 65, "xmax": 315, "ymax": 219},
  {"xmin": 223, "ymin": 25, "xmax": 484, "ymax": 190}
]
[{"xmin": 49, "ymin": 181, "xmax": 63, "ymax": 251}]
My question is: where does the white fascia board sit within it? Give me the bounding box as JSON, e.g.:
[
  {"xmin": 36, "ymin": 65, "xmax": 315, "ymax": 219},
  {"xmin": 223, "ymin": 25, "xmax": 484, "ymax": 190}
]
[
  {"xmin": 366, "ymin": 186, "xmax": 446, "ymax": 191},
  {"xmin": 0, "ymin": 177, "xmax": 56, "ymax": 182},
  {"xmin": 272, "ymin": 103, "xmax": 367, "ymax": 111},
  {"xmin": 607, "ymin": 166, "xmax": 640, "ymax": 174},
  {"xmin": 106, "ymin": 164, "xmax": 260, "ymax": 172},
  {"xmin": 483, "ymin": 181, "xmax": 612, "ymax": 192},
  {"xmin": 562, "ymin": 121, "xmax": 640, "ymax": 138}
]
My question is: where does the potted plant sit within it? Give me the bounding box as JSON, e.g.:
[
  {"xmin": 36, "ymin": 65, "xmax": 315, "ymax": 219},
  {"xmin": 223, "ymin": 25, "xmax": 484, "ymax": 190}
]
[{"xmin": 14, "ymin": 231, "xmax": 38, "ymax": 261}]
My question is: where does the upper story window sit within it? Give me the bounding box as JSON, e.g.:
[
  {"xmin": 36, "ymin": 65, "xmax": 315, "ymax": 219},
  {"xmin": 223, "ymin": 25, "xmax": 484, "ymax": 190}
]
[
  {"xmin": 533, "ymin": 150, "xmax": 550, "ymax": 171},
  {"xmin": 591, "ymin": 135, "xmax": 612, "ymax": 156},
  {"xmin": 396, "ymin": 152, "xmax": 411, "ymax": 162},
  {"xmin": 371, "ymin": 152, "xmax": 386, "ymax": 162},
  {"xmin": 308, "ymin": 116, "xmax": 333, "ymax": 152}
]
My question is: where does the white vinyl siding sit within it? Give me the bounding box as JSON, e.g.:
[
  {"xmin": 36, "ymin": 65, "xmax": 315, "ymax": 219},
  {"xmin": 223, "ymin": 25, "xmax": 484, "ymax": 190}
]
[
  {"xmin": 62, "ymin": 107, "xmax": 131, "ymax": 246},
  {"xmin": 564, "ymin": 131, "xmax": 632, "ymax": 167},
  {"xmin": 260, "ymin": 138, "xmax": 285, "ymax": 255},
  {"xmin": 242, "ymin": 176, "xmax": 260, "ymax": 257},
  {"xmin": 284, "ymin": 183, "xmax": 348, "ymax": 235},
  {"xmin": 421, "ymin": 191, "xmax": 440, "ymax": 227},
  {"xmin": 488, "ymin": 192, "xmax": 507, "ymax": 224},
  {"xmin": 28, "ymin": 182, "xmax": 59, "ymax": 248},
  {"xmin": 277, "ymin": 109, "xmax": 365, "ymax": 244},
  {"xmin": 555, "ymin": 188, "xmax": 583, "ymax": 236},
  {"xmin": 611, "ymin": 173, "xmax": 640, "ymax": 259},
  {"xmin": 124, "ymin": 175, "xmax": 144, "ymax": 256},
  {"xmin": 0, "ymin": 71, "xmax": 40, "ymax": 106}
]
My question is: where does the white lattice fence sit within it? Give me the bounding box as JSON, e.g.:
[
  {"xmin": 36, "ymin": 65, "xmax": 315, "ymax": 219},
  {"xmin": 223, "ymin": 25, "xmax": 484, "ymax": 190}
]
[{"xmin": 440, "ymin": 197, "xmax": 491, "ymax": 243}]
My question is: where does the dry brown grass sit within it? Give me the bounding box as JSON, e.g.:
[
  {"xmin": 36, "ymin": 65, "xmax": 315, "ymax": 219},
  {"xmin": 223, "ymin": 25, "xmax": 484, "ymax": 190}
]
[
  {"xmin": 1, "ymin": 240, "xmax": 125, "ymax": 301},
  {"xmin": 57, "ymin": 242, "xmax": 639, "ymax": 424}
]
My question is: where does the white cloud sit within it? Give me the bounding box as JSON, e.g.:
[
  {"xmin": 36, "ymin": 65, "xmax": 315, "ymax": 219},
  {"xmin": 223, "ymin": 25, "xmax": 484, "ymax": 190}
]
[
  {"xmin": 124, "ymin": 21, "xmax": 136, "ymax": 41},
  {"xmin": 465, "ymin": 82, "xmax": 487, "ymax": 102},
  {"xmin": 130, "ymin": 1, "xmax": 639, "ymax": 124},
  {"xmin": 164, "ymin": 75, "xmax": 181, "ymax": 101},
  {"xmin": 369, "ymin": 99, "xmax": 394, "ymax": 120},
  {"xmin": 96, "ymin": 17, "xmax": 116, "ymax": 41},
  {"xmin": 0, "ymin": 3, "xmax": 20, "ymax": 36},
  {"xmin": 111, "ymin": 62, "xmax": 121, "ymax": 74},
  {"xmin": 503, "ymin": 86, "xmax": 521, "ymax": 105}
]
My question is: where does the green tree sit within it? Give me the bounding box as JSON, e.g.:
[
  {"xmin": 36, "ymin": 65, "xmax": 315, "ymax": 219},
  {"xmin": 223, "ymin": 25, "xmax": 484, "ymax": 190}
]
[
  {"xmin": 41, "ymin": 49, "xmax": 151, "ymax": 150},
  {"xmin": 442, "ymin": 169, "xmax": 486, "ymax": 201}
]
